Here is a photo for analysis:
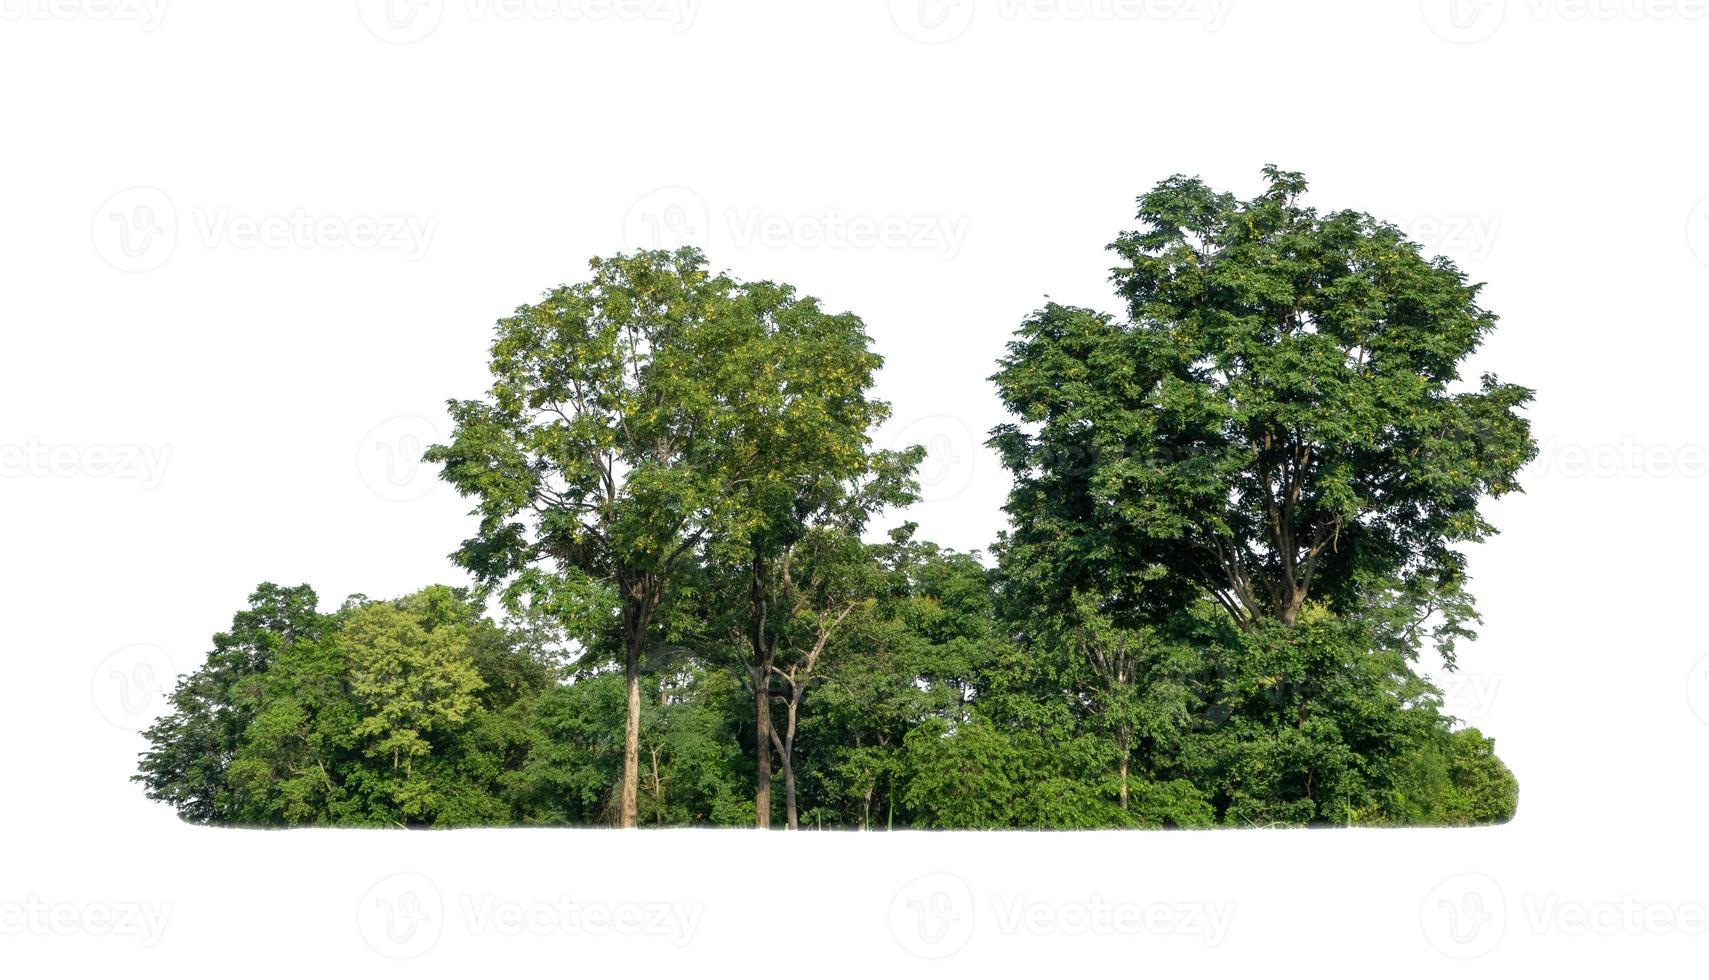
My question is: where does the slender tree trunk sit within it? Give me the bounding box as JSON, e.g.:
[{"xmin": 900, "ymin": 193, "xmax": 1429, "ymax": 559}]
[
  {"xmin": 754, "ymin": 674, "xmax": 772, "ymax": 828},
  {"xmin": 650, "ymin": 744, "xmax": 664, "ymax": 827},
  {"xmin": 620, "ymin": 634, "xmax": 641, "ymax": 829},
  {"xmin": 749, "ymin": 552, "xmax": 775, "ymax": 829},
  {"xmin": 782, "ymin": 756, "xmax": 798, "ymax": 830},
  {"xmin": 781, "ymin": 697, "xmax": 800, "ymax": 830},
  {"xmin": 1117, "ymin": 726, "xmax": 1131, "ymax": 812}
]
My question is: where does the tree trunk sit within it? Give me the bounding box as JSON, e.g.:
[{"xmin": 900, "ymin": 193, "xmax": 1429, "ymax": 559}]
[
  {"xmin": 781, "ymin": 698, "xmax": 800, "ymax": 830},
  {"xmin": 1117, "ymin": 726, "xmax": 1131, "ymax": 811},
  {"xmin": 782, "ymin": 755, "xmax": 798, "ymax": 830},
  {"xmin": 650, "ymin": 744, "xmax": 665, "ymax": 827},
  {"xmin": 754, "ymin": 675, "xmax": 772, "ymax": 829},
  {"xmin": 619, "ymin": 636, "xmax": 641, "ymax": 829},
  {"xmin": 748, "ymin": 552, "xmax": 775, "ymax": 829}
]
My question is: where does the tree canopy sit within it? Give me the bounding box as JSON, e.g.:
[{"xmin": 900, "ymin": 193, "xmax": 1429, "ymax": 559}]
[{"xmin": 138, "ymin": 171, "xmax": 1529, "ymax": 830}]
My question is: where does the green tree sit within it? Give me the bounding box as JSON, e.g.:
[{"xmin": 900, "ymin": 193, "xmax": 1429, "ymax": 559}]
[
  {"xmin": 991, "ymin": 166, "xmax": 1536, "ymax": 637},
  {"xmin": 428, "ymin": 248, "xmax": 760, "ymax": 828},
  {"xmin": 695, "ymin": 278, "xmax": 919, "ymax": 828},
  {"xmin": 134, "ymin": 583, "xmax": 328, "ymax": 824},
  {"xmin": 344, "ymin": 588, "xmax": 484, "ymax": 778}
]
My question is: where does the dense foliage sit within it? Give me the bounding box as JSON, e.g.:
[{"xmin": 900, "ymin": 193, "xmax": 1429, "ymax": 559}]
[{"xmin": 137, "ymin": 170, "xmax": 1527, "ymax": 829}]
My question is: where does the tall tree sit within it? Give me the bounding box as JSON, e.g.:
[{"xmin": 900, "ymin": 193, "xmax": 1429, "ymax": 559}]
[
  {"xmin": 991, "ymin": 166, "xmax": 1536, "ymax": 638},
  {"xmin": 696, "ymin": 280, "xmax": 919, "ymax": 828},
  {"xmin": 427, "ymin": 248, "xmax": 756, "ymax": 827}
]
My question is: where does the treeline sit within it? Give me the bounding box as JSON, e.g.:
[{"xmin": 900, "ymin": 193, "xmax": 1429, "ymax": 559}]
[{"xmin": 136, "ymin": 168, "xmax": 1528, "ymax": 829}]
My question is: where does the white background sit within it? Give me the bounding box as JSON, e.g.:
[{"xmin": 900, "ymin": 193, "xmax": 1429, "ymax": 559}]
[{"xmin": 3, "ymin": 0, "xmax": 1707, "ymax": 974}]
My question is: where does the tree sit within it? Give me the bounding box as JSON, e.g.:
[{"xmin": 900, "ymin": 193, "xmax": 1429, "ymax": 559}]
[
  {"xmin": 428, "ymin": 248, "xmax": 758, "ymax": 828},
  {"xmin": 751, "ymin": 529, "xmax": 883, "ymax": 830},
  {"xmin": 344, "ymin": 589, "xmax": 484, "ymax": 779},
  {"xmin": 686, "ymin": 277, "xmax": 918, "ymax": 828},
  {"xmin": 991, "ymin": 166, "xmax": 1536, "ymax": 639},
  {"xmin": 134, "ymin": 583, "xmax": 328, "ymax": 824}
]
